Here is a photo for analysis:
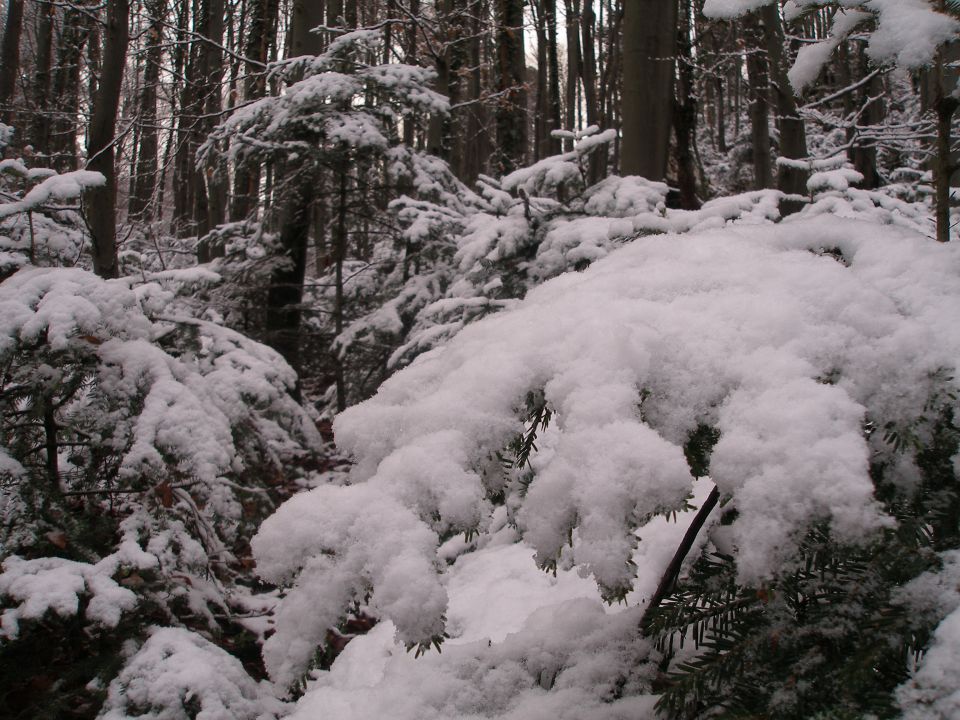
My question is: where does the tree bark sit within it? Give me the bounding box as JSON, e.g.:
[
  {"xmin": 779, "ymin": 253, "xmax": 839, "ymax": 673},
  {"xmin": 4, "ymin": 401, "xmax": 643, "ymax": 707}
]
[
  {"xmin": 231, "ymin": 0, "xmax": 280, "ymax": 220},
  {"xmin": 760, "ymin": 3, "xmax": 807, "ymax": 214},
  {"xmin": 621, "ymin": 0, "xmax": 677, "ymax": 180},
  {"xmin": 533, "ymin": 1, "xmax": 548, "ymax": 160},
  {"xmin": 129, "ymin": 0, "xmax": 166, "ymax": 220},
  {"xmin": 30, "ymin": 0, "xmax": 55, "ymax": 155},
  {"xmin": 49, "ymin": 5, "xmax": 91, "ymax": 171},
  {"xmin": 193, "ymin": 0, "xmax": 228, "ymax": 248},
  {"xmin": 495, "ymin": 0, "xmax": 527, "ymax": 174},
  {"xmin": 673, "ymin": 0, "xmax": 700, "ymax": 209},
  {"xmin": 545, "ymin": 0, "xmax": 562, "ymax": 155},
  {"xmin": 850, "ymin": 45, "xmax": 884, "ymax": 190},
  {"xmin": 744, "ymin": 15, "xmax": 772, "ymax": 190},
  {"xmin": 563, "ymin": 0, "xmax": 581, "ymax": 151},
  {"xmin": 580, "ymin": 0, "xmax": 600, "ymax": 181},
  {"xmin": 264, "ymin": 0, "xmax": 326, "ymax": 381},
  {"xmin": 0, "ymin": 0, "xmax": 24, "ymax": 126},
  {"xmin": 84, "ymin": 0, "xmax": 131, "ymax": 279},
  {"xmin": 463, "ymin": 0, "xmax": 489, "ymax": 183}
]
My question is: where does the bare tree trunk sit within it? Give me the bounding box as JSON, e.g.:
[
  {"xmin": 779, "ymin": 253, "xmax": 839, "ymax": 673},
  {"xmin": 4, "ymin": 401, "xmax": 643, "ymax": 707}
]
[
  {"xmin": 49, "ymin": 5, "xmax": 91, "ymax": 170},
  {"xmin": 495, "ymin": 0, "xmax": 527, "ymax": 173},
  {"xmin": 84, "ymin": 0, "xmax": 130, "ymax": 279},
  {"xmin": 850, "ymin": 45, "xmax": 884, "ymax": 190},
  {"xmin": 564, "ymin": 0, "xmax": 580, "ymax": 150},
  {"xmin": 673, "ymin": 0, "xmax": 700, "ymax": 209},
  {"xmin": 580, "ymin": 0, "xmax": 600, "ymax": 181},
  {"xmin": 599, "ymin": 0, "xmax": 620, "ymax": 171},
  {"xmin": 760, "ymin": 3, "xmax": 807, "ymax": 214},
  {"xmin": 332, "ymin": 163, "xmax": 348, "ymax": 410},
  {"xmin": 933, "ymin": 38, "xmax": 959, "ymax": 244},
  {"xmin": 744, "ymin": 14, "xmax": 772, "ymax": 190},
  {"xmin": 621, "ymin": 0, "xmax": 677, "ymax": 180},
  {"xmin": 327, "ymin": 0, "xmax": 344, "ymax": 28},
  {"xmin": 231, "ymin": 0, "xmax": 280, "ymax": 220},
  {"xmin": 464, "ymin": 0, "xmax": 489, "ymax": 183},
  {"xmin": 0, "ymin": 0, "xmax": 24, "ymax": 125},
  {"xmin": 427, "ymin": 0, "xmax": 458, "ymax": 162},
  {"xmin": 189, "ymin": 0, "xmax": 227, "ymax": 252},
  {"xmin": 264, "ymin": 0, "xmax": 325, "ymax": 384},
  {"xmin": 30, "ymin": 0, "xmax": 55, "ymax": 155},
  {"xmin": 935, "ymin": 94, "xmax": 957, "ymax": 243},
  {"xmin": 172, "ymin": 0, "xmax": 196, "ymax": 236},
  {"xmin": 545, "ymin": 0, "xmax": 562, "ymax": 155},
  {"xmin": 129, "ymin": 0, "xmax": 166, "ymax": 220},
  {"xmin": 533, "ymin": 1, "xmax": 548, "ymax": 160}
]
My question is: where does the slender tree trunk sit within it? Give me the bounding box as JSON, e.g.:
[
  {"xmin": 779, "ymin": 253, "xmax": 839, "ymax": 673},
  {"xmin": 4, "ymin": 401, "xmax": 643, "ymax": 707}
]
[
  {"xmin": 427, "ymin": 0, "xmax": 455, "ymax": 161},
  {"xmin": 851, "ymin": 45, "xmax": 884, "ymax": 190},
  {"xmin": 130, "ymin": 0, "xmax": 166, "ymax": 220},
  {"xmin": 935, "ymin": 96, "xmax": 957, "ymax": 243},
  {"xmin": 50, "ymin": 5, "xmax": 90, "ymax": 170},
  {"xmin": 533, "ymin": 1, "xmax": 548, "ymax": 160},
  {"xmin": 599, "ymin": 0, "xmax": 620, "ymax": 171},
  {"xmin": 673, "ymin": 0, "xmax": 700, "ymax": 209},
  {"xmin": 464, "ymin": 0, "xmax": 488, "ymax": 182},
  {"xmin": 266, "ymin": 171, "xmax": 314, "ymax": 388},
  {"xmin": 760, "ymin": 3, "xmax": 807, "ymax": 214},
  {"xmin": 564, "ymin": 0, "xmax": 580, "ymax": 150},
  {"xmin": 84, "ymin": 0, "xmax": 131, "ymax": 279},
  {"xmin": 744, "ymin": 14, "xmax": 772, "ymax": 190},
  {"xmin": 933, "ymin": 37, "xmax": 959, "ymax": 244},
  {"xmin": 196, "ymin": 0, "xmax": 228, "ymax": 240},
  {"xmin": 327, "ymin": 0, "xmax": 344, "ymax": 28},
  {"xmin": 580, "ymin": 0, "xmax": 600, "ymax": 181},
  {"xmin": 0, "ymin": 0, "xmax": 24, "ymax": 125},
  {"xmin": 402, "ymin": 0, "xmax": 420, "ymax": 148},
  {"xmin": 545, "ymin": 0, "xmax": 562, "ymax": 155},
  {"xmin": 231, "ymin": 0, "xmax": 280, "ymax": 220},
  {"xmin": 30, "ymin": 1, "xmax": 55, "ymax": 156},
  {"xmin": 172, "ymin": 0, "xmax": 196, "ymax": 236},
  {"xmin": 264, "ymin": 0, "xmax": 326, "ymax": 383},
  {"xmin": 333, "ymin": 163, "xmax": 348, "ymax": 411},
  {"xmin": 495, "ymin": 0, "xmax": 527, "ymax": 173},
  {"xmin": 621, "ymin": 0, "xmax": 677, "ymax": 180}
]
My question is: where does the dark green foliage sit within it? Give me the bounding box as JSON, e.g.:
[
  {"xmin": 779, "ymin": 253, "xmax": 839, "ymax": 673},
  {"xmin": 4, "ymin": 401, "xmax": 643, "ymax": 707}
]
[
  {"xmin": 0, "ymin": 598, "xmax": 164, "ymax": 720},
  {"xmin": 648, "ymin": 397, "xmax": 960, "ymax": 719},
  {"xmin": 683, "ymin": 424, "xmax": 721, "ymax": 479}
]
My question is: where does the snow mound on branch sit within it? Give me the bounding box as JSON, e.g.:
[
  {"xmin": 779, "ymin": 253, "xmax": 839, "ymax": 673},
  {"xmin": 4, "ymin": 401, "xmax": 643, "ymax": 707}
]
[
  {"xmin": 898, "ymin": 606, "xmax": 960, "ymax": 720},
  {"xmin": 289, "ymin": 574, "xmax": 655, "ymax": 720},
  {"xmin": 867, "ymin": 0, "xmax": 959, "ymax": 69},
  {"xmin": 255, "ymin": 215, "xmax": 960, "ymax": 686},
  {"xmin": 894, "ymin": 552, "xmax": 960, "ymax": 719},
  {"xmin": 0, "ymin": 169, "xmax": 104, "ymax": 219},
  {"xmin": 0, "ymin": 542, "xmax": 157, "ymax": 639},
  {"xmin": 288, "ymin": 502, "xmax": 710, "ymax": 719},
  {"xmin": 706, "ymin": 0, "xmax": 958, "ymax": 74},
  {"xmin": 787, "ymin": 10, "xmax": 871, "ymax": 93},
  {"xmin": 702, "ymin": 0, "xmax": 771, "ymax": 17},
  {"xmin": 98, "ymin": 627, "xmax": 264, "ymax": 720}
]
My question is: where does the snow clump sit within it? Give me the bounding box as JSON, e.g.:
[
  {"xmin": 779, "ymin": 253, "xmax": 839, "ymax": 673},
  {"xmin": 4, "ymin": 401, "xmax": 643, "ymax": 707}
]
[{"xmin": 253, "ymin": 214, "xmax": 960, "ymax": 686}]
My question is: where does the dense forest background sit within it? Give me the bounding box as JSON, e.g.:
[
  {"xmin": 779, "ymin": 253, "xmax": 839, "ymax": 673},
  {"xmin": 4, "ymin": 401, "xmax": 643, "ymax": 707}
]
[
  {"xmin": 2, "ymin": 0, "xmax": 960, "ymax": 718},
  {"xmin": 1, "ymin": 0, "xmax": 957, "ymax": 409}
]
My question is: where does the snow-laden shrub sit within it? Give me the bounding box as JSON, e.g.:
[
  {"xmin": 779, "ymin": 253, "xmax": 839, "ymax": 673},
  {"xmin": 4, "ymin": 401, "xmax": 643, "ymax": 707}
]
[
  {"xmin": 0, "ymin": 264, "xmax": 320, "ymax": 563},
  {"xmin": 0, "ymin": 150, "xmax": 105, "ymax": 274},
  {"xmin": 98, "ymin": 627, "xmax": 267, "ymax": 720},
  {"xmin": 252, "ymin": 214, "xmax": 960, "ymax": 704},
  {"xmin": 0, "ymin": 265, "xmax": 321, "ymax": 716}
]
